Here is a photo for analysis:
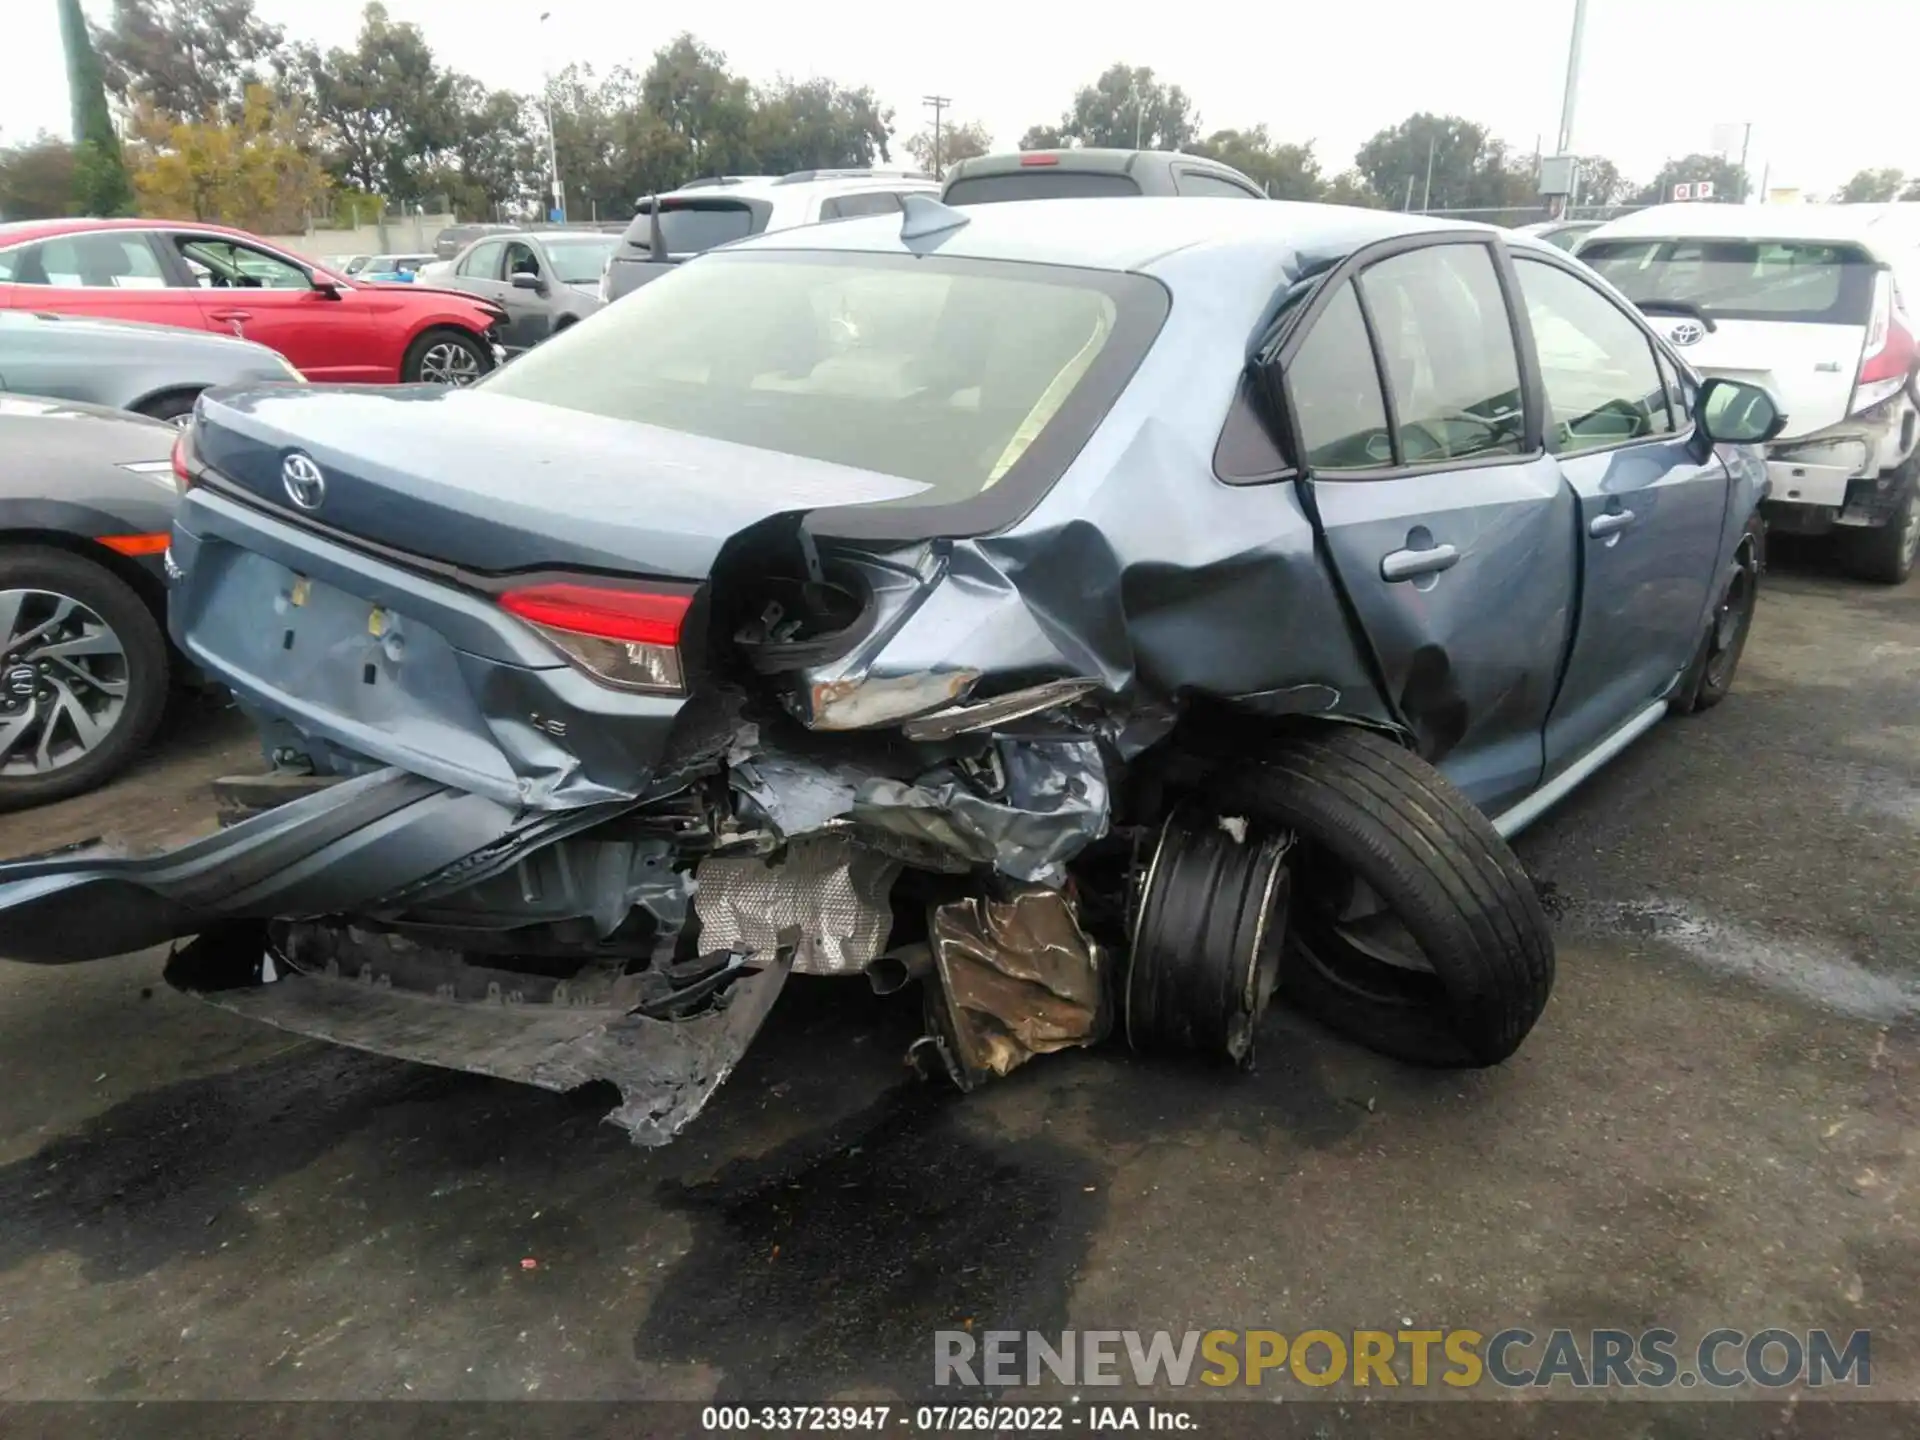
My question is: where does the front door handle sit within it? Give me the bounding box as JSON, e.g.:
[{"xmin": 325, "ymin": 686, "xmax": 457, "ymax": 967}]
[
  {"xmin": 208, "ymin": 309, "xmax": 253, "ymax": 322},
  {"xmin": 1380, "ymin": 543, "xmax": 1461, "ymax": 582},
  {"xmin": 1589, "ymin": 509, "xmax": 1637, "ymax": 538}
]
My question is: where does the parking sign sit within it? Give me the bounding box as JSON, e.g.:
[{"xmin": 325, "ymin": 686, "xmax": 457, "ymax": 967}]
[
  {"xmin": 1696, "ymin": 180, "xmax": 1715, "ymax": 199},
  {"xmin": 1672, "ymin": 183, "xmax": 1693, "ymax": 200}
]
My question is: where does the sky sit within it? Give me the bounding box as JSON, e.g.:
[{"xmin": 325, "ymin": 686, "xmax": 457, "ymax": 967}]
[{"xmin": 4, "ymin": 0, "xmax": 1918, "ymax": 197}]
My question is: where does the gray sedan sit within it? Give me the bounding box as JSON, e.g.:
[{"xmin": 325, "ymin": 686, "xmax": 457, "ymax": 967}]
[
  {"xmin": 0, "ymin": 395, "xmax": 180, "ymax": 809},
  {"xmin": 0, "ymin": 309, "xmax": 300, "ymax": 424},
  {"xmin": 436, "ymin": 230, "xmax": 616, "ymax": 354}
]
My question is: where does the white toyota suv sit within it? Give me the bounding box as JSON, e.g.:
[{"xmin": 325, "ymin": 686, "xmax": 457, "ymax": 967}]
[{"xmin": 1579, "ymin": 203, "xmax": 1920, "ymax": 582}]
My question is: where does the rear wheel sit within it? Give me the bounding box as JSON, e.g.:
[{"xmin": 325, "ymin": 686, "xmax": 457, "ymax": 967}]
[
  {"xmin": 1838, "ymin": 472, "xmax": 1919, "ymax": 585},
  {"xmin": 1211, "ymin": 726, "xmax": 1554, "ymax": 1068},
  {"xmin": 0, "ymin": 545, "xmax": 169, "ymax": 812},
  {"xmin": 402, "ymin": 328, "xmax": 491, "ymax": 386}
]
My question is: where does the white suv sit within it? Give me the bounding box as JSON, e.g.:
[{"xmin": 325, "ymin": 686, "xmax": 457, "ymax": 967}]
[
  {"xmin": 1580, "ymin": 203, "xmax": 1920, "ymax": 582},
  {"xmin": 600, "ymin": 169, "xmax": 939, "ymax": 305}
]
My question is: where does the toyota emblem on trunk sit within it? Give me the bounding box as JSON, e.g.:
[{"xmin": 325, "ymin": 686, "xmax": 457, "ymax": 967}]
[
  {"xmin": 281, "ymin": 452, "xmax": 326, "ymax": 510},
  {"xmin": 1668, "ymin": 321, "xmax": 1705, "ymax": 347}
]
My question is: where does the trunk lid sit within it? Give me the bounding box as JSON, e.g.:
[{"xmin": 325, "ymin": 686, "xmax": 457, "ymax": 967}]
[
  {"xmin": 1649, "ymin": 317, "xmax": 1865, "ymax": 439},
  {"xmin": 192, "ymin": 386, "xmax": 931, "ymax": 578}
]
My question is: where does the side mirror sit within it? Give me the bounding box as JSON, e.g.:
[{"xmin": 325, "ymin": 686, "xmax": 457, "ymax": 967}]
[
  {"xmin": 311, "ymin": 279, "xmax": 342, "ymax": 300},
  {"xmin": 510, "ymin": 271, "xmax": 544, "ymax": 291},
  {"xmin": 1697, "ymin": 377, "xmax": 1787, "ymax": 445}
]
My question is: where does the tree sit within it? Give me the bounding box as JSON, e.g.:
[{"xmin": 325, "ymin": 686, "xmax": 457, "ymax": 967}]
[
  {"xmin": 300, "ymin": 3, "xmax": 464, "ymax": 203},
  {"xmin": 60, "ymin": 0, "xmax": 135, "ymax": 215},
  {"xmin": 904, "ymin": 118, "xmax": 990, "ymax": 177},
  {"xmin": 1570, "ymin": 155, "xmax": 1629, "ymax": 207},
  {"xmin": 129, "ymin": 83, "xmax": 329, "ymax": 231},
  {"xmin": 1189, "ymin": 127, "xmax": 1322, "ymax": 200},
  {"xmin": 94, "ymin": 0, "xmax": 289, "ymax": 122},
  {"xmin": 1905, "ymin": 178, "xmax": 1920, "ymax": 202},
  {"xmin": 543, "ymin": 64, "xmax": 685, "ymax": 222},
  {"xmin": 1324, "ymin": 169, "xmax": 1386, "ymax": 209},
  {"xmin": 641, "ymin": 34, "xmax": 757, "ymax": 175},
  {"xmin": 1354, "ymin": 113, "xmax": 1527, "ymax": 212},
  {"xmin": 0, "ymin": 135, "xmax": 78, "ymax": 219},
  {"xmin": 1636, "ymin": 153, "xmax": 1748, "ymax": 205},
  {"xmin": 1838, "ymin": 168, "xmax": 1907, "ymax": 203},
  {"xmin": 1026, "ymin": 64, "xmax": 1201, "ymax": 152},
  {"xmin": 748, "ymin": 77, "xmax": 893, "ymax": 174}
]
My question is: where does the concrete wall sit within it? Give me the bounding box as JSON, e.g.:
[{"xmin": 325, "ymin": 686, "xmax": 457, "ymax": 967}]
[{"xmin": 267, "ymin": 215, "xmax": 458, "ymax": 260}]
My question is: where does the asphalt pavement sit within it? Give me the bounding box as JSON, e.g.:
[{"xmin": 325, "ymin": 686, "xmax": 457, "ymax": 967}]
[{"xmin": 0, "ymin": 545, "xmax": 1913, "ymax": 1421}]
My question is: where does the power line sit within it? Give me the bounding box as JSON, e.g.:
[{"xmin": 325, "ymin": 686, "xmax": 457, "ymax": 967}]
[{"xmin": 923, "ymin": 95, "xmax": 951, "ymax": 178}]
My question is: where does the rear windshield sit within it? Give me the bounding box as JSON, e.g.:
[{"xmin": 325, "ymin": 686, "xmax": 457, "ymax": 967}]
[
  {"xmin": 621, "ymin": 202, "xmax": 759, "ymax": 257},
  {"xmin": 1580, "ymin": 237, "xmax": 1878, "ymax": 324},
  {"xmin": 544, "ymin": 236, "xmax": 617, "ymax": 284},
  {"xmin": 942, "ymin": 171, "xmax": 1142, "ymax": 205},
  {"xmin": 482, "ymin": 251, "xmax": 1164, "ymax": 509}
]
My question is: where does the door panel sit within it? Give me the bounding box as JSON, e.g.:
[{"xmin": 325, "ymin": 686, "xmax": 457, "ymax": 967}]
[
  {"xmin": 1282, "ymin": 248, "xmax": 1577, "ymax": 815},
  {"xmin": 1312, "ymin": 463, "xmax": 1577, "ymax": 810},
  {"xmin": 172, "ymin": 234, "xmax": 380, "ymax": 382},
  {"xmin": 1514, "ymin": 255, "xmax": 1731, "ymax": 776},
  {"xmin": 497, "ymin": 241, "xmax": 550, "ymax": 352}
]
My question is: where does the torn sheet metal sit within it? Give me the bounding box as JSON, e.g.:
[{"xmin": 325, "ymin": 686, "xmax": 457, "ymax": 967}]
[
  {"xmin": 693, "ymin": 831, "xmax": 900, "ymax": 976},
  {"xmin": 167, "ymin": 923, "xmax": 793, "ymax": 1147},
  {"xmin": 850, "ymin": 737, "xmax": 1109, "ymax": 886},
  {"xmin": 920, "ymin": 886, "xmax": 1109, "ymax": 1089}
]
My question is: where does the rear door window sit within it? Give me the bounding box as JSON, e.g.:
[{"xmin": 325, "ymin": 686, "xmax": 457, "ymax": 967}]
[
  {"xmin": 942, "ymin": 171, "xmax": 1142, "ymax": 204},
  {"xmin": 1287, "ymin": 282, "xmax": 1393, "ymax": 471},
  {"xmin": 1357, "ymin": 243, "xmax": 1526, "ymax": 464},
  {"xmin": 1580, "ymin": 237, "xmax": 1878, "ymax": 324},
  {"xmin": 4, "ymin": 233, "xmax": 171, "ymax": 288}
]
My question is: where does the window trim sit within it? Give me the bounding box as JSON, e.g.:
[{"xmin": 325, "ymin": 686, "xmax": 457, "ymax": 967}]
[
  {"xmin": 1255, "ymin": 231, "xmax": 1549, "ymax": 485},
  {"xmin": 1511, "ymin": 246, "xmax": 1699, "ymax": 459}
]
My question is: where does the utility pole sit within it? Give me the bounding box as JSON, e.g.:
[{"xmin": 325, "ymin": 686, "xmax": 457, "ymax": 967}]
[
  {"xmin": 539, "ymin": 10, "xmax": 565, "ymax": 223},
  {"xmin": 1738, "ymin": 121, "xmax": 1753, "ymax": 202},
  {"xmin": 1421, "ymin": 135, "xmax": 1437, "ymax": 212},
  {"xmin": 1555, "ymin": 0, "xmax": 1589, "ymax": 158},
  {"xmin": 923, "ymin": 95, "xmax": 951, "ymax": 178}
]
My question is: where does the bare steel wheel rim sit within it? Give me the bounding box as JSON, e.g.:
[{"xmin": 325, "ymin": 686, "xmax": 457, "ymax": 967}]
[
  {"xmin": 1704, "ymin": 552, "xmax": 1756, "ymax": 690},
  {"xmin": 418, "ymin": 340, "xmax": 482, "ymax": 385},
  {"xmin": 0, "ymin": 589, "xmax": 130, "ymax": 777}
]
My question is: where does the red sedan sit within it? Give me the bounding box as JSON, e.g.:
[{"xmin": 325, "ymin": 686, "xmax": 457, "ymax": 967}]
[{"xmin": 0, "ymin": 218, "xmax": 506, "ymax": 388}]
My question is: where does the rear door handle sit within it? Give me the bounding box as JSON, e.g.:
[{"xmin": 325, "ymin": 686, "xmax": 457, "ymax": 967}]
[
  {"xmin": 1589, "ymin": 509, "xmax": 1637, "ymax": 538},
  {"xmin": 1380, "ymin": 543, "xmax": 1460, "ymax": 582}
]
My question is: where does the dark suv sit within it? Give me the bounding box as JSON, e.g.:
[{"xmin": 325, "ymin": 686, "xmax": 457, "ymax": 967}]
[{"xmin": 941, "ymin": 148, "xmax": 1266, "ymax": 204}]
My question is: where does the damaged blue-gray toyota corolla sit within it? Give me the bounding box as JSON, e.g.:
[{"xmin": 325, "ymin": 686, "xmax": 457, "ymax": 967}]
[{"xmin": 0, "ymin": 197, "xmax": 1787, "ymax": 1145}]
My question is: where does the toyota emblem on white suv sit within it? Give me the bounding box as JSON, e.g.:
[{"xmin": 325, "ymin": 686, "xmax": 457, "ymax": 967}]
[
  {"xmin": 281, "ymin": 452, "xmax": 327, "ymax": 510},
  {"xmin": 1668, "ymin": 321, "xmax": 1705, "ymax": 347}
]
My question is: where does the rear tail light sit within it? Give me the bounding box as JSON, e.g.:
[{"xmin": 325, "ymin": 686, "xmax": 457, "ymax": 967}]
[
  {"xmin": 169, "ymin": 427, "xmax": 197, "ymax": 493},
  {"xmin": 500, "ymin": 582, "xmax": 692, "ymax": 695},
  {"xmin": 1852, "ymin": 269, "xmax": 1918, "ymax": 414}
]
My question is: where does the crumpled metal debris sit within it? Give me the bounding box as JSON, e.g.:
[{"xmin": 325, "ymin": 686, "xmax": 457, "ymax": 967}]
[
  {"xmin": 693, "ymin": 831, "xmax": 900, "ymax": 976},
  {"xmin": 917, "ymin": 885, "xmax": 1109, "ymax": 1090},
  {"xmin": 851, "ymin": 737, "xmax": 1109, "ymax": 886}
]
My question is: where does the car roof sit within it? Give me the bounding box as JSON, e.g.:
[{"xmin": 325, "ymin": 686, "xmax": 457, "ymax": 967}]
[
  {"xmin": 1586, "ymin": 202, "xmax": 1920, "ymax": 254},
  {"xmin": 650, "ymin": 169, "xmax": 937, "ymax": 205},
  {"xmin": 0, "ymin": 215, "xmax": 279, "ymax": 248},
  {"xmin": 727, "ymin": 195, "xmax": 1475, "ymax": 272},
  {"xmin": 522, "ymin": 231, "xmax": 617, "ymax": 243}
]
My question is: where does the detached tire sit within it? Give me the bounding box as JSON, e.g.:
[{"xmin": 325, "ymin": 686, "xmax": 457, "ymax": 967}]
[{"xmin": 1212, "ymin": 726, "xmax": 1554, "ymax": 1068}]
